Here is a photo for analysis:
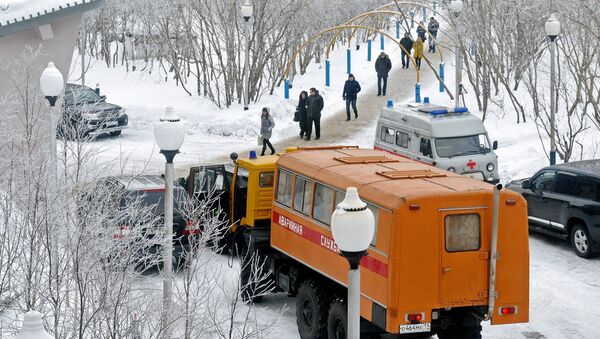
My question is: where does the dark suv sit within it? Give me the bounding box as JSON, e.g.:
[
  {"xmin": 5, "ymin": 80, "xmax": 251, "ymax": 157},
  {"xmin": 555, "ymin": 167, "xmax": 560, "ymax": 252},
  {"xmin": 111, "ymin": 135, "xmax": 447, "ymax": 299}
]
[
  {"xmin": 59, "ymin": 83, "xmax": 128, "ymax": 139},
  {"xmin": 507, "ymin": 160, "xmax": 600, "ymax": 258}
]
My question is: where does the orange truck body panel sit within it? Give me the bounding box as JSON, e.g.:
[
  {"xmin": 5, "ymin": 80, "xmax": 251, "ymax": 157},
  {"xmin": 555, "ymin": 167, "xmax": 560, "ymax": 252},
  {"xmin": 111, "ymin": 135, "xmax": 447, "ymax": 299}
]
[{"xmin": 270, "ymin": 148, "xmax": 529, "ymax": 333}]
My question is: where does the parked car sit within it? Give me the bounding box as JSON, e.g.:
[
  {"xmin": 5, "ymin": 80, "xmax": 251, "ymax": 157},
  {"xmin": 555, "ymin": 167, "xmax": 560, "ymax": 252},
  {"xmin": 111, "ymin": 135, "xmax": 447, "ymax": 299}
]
[
  {"xmin": 58, "ymin": 83, "xmax": 128, "ymax": 139},
  {"xmin": 507, "ymin": 160, "xmax": 600, "ymax": 258},
  {"xmin": 83, "ymin": 175, "xmax": 198, "ymax": 267}
]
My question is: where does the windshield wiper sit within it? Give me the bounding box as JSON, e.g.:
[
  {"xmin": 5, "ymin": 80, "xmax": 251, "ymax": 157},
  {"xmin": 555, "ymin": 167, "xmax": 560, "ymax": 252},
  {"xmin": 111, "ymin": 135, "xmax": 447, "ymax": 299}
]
[{"xmin": 449, "ymin": 150, "xmax": 480, "ymax": 158}]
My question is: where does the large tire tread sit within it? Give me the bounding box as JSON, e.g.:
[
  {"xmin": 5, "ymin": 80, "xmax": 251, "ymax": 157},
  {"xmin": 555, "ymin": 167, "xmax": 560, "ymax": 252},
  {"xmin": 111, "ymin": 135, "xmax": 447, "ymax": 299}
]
[{"xmin": 296, "ymin": 279, "xmax": 329, "ymax": 339}]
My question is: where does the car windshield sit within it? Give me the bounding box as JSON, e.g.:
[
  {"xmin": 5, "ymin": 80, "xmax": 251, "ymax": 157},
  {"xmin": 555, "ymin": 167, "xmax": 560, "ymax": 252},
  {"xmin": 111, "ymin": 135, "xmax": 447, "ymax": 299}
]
[
  {"xmin": 64, "ymin": 87, "xmax": 101, "ymax": 105},
  {"xmin": 435, "ymin": 134, "xmax": 491, "ymax": 158},
  {"xmin": 124, "ymin": 187, "xmax": 188, "ymax": 214}
]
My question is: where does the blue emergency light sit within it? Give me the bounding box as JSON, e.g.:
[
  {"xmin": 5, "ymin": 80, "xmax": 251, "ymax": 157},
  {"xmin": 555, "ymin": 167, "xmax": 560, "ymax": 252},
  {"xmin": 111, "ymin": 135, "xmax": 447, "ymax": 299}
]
[
  {"xmin": 249, "ymin": 150, "xmax": 257, "ymax": 159},
  {"xmin": 429, "ymin": 109, "xmax": 448, "ymax": 115}
]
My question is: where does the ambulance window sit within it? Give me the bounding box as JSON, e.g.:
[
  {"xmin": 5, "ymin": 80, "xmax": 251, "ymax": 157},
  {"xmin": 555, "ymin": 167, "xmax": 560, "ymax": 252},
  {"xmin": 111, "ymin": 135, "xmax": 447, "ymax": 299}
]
[
  {"xmin": 380, "ymin": 127, "xmax": 395, "ymax": 144},
  {"xmin": 445, "ymin": 214, "xmax": 480, "ymax": 252},
  {"xmin": 396, "ymin": 131, "xmax": 409, "ymax": 148},
  {"xmin": 276, "ymin": 170, "xmax": 293, "ymax": 207},
  {"xmin": 293, "ymin": 177, "xmax": 313, "ymax": 216},
  {"xmin": 313, "ymin": 184, "xmax": 335, "ymax": 225},
  {"xmin": 420, "ymin": 138, "xmax": 432, "ymax": 157},
  {"xmin": 259, "ymin": 172, "xmax": 274, "ymax": 188}
]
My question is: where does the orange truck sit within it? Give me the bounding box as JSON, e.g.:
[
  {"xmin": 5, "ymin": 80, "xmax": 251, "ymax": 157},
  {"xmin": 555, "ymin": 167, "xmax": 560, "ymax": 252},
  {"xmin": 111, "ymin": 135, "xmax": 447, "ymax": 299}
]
[{"xmin": 183, "ymin": 146, "xmax": 529, "ymax": 338}]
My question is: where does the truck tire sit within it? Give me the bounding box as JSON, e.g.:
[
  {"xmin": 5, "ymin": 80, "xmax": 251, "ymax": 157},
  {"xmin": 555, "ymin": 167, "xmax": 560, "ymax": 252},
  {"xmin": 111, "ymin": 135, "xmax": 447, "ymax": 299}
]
[
  {"xmin": 326, "ymin": 299, "xmax": 347, "ymax": 339},
  {"xmin": 437, "ymin": 311, "xmax": 481, "ymax": 339},
  {"xmin": 296, "ymin": 280, "xmax": 329, "ymax": 339},
  {"xmin": 571, "ymin": 224, "xmax": 595, "ymax": 258},
  {"xmin": 110, "ymin": 130, "xmax": 122, "ymax": 137}
]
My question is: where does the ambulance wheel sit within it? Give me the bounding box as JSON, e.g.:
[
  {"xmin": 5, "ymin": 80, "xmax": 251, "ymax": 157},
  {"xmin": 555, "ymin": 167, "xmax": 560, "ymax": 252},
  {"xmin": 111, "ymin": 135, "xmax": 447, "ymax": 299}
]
[
  {"xmin": 326, "ymin": 299, "xmax": 347, "ymax": 339},
  {"xmin": 296, "ymin": 280, "xmax": 329, "ymax": 339},
  {"xmin": 437, "ymin": 311, "xmax": 481, "ymax": 339}
]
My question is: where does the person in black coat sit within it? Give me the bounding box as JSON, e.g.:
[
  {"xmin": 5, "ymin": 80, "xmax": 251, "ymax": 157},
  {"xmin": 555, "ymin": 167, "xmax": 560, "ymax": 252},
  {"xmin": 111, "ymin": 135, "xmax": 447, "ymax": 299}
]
[
  {"xmin": 297, "ymin": 91, "xmax": 308, "ymax": 138},
  {"xmin": 375, "ymin": 52, "xmax": 392, "ymax": 96},
  {"xmin": 342, "ymin": 74, "xmax": 361, "ymax": 120},
  {"xmin": 428, "ymin": 17, "xmax": 440, "ymax": 52},
  {"xmin": 417, "ymin": 21, "xmax": 427, "ymax": 41},
  {"xmin": 306, "ymin": 87, "xmax": 324, "ymax": 140},
  {"xmin": 399, "ymin": 32, "xmax": 414, "ymax": 69}
]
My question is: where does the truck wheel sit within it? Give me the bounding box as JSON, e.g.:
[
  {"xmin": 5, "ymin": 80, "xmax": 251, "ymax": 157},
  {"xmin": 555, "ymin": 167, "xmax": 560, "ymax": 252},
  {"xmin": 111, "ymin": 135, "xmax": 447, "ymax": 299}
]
[
  {"xmin": 571, "ymin": 224, "xmax": 595, "ymax": 258},
  {"xmin": 327, "ymin": 299, "xmax": 347, "ymax": 339},
  {"xmin": 110, "ymin": 130, "xmax": 122, "ymax": 137},
  {"xmin": 296, "ymin": 280, "xmax": 329, "ymax": 339},
  {"xmin": 437, "ymin": 311, "xmax": 481, "ymax": 339}
]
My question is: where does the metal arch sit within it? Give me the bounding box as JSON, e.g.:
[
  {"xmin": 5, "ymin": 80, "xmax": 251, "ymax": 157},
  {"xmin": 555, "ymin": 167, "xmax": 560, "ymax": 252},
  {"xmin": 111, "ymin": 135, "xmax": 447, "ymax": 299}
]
[
  {"xmin": 284, "ymin": 24, "xmax": 420, "ymax": 82},
  {"xmin": 324, "ymin": 0, "xmax": 453, "ymax": 59},
  {"xmin": 324, "ymin": 10, "xmax": 445, "ymax": 63}
]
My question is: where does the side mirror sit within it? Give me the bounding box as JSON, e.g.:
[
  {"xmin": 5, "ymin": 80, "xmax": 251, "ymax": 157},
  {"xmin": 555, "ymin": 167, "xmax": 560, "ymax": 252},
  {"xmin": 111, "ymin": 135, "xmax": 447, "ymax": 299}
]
[
  {"xmin": 521, "ymin": 179, "xmax": 530, "ymax": 189},
  {"xmin": 230, "ymin": 152, "xmax": 239, "ymax": 163},
  {"xmin": 100, "ymin": 95, "xmax": 107, "ymax": 101},
  {"xmin": 492, "ymin": 140, "xmax": 498, "ymax": 150}
]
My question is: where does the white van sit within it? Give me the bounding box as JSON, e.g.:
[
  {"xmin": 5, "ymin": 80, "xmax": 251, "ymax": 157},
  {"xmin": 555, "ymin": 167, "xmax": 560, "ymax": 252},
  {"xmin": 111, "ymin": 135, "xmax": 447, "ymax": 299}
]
[{"xmin": 374, "ymin": 103, "xmax": 499, "ymax": 183}]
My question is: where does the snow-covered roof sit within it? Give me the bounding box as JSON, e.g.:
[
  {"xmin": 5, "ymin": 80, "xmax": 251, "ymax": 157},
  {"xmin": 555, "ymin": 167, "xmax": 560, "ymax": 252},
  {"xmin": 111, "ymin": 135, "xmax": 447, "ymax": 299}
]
[{"xmin": 0, "ymin": 0, "xmax": 104, "ymax": 37}]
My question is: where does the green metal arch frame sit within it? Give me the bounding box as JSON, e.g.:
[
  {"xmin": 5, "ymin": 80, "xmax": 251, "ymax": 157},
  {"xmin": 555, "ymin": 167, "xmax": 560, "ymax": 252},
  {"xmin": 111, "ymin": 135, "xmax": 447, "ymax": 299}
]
[{"xmin": 284, "ymin": 24, "xmax": 420, "ymax": 82}]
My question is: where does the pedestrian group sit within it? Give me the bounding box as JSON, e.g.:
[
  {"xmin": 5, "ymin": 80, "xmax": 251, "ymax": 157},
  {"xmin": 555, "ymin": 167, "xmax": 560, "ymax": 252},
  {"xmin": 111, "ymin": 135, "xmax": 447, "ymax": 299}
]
[{"xmin": 258, "ymin": 17, "xmax": 440, "ymax": 155}]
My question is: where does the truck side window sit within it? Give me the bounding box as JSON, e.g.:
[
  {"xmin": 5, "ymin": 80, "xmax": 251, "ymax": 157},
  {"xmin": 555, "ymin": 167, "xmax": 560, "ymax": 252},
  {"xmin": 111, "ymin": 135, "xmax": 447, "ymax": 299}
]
[
  {"xmin": 276, "ymin": 169, "xmax": 293, "ymax": 207},
  {"xmin": 395, "ymin": 131, "xmax": 409, "ymax": 148},
  {"xmin": 259, "ymin": 172, "xmax": 275, "ymax": 188},
  {"xmin": 445, "ymin": 213, "xmax": 480, "ymax": 252},
  {"xmin": 335, "ymin": 190, "xmax": 379, "ymax": 245},
  {"xmin": 420, "ymin": 138, "xmax": 432, "ymax": 157},
  {"xmin": 293, "ymin": 176, "xmax": 313, "ymax": 216},
  {"xmin": 313, "ymin": 183, "xmax": 334, "ymax": 225},
  {"xmin": 381, "ymin": 127, "xmax": 395, "ymax": 144}
]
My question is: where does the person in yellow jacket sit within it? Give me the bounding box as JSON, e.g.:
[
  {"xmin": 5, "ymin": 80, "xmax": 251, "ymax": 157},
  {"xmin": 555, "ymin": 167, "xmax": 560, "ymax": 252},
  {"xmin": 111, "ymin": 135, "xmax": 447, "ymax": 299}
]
[{"xmin": 413, "ymin": 37, "xmax": 424, "ymax": 70}]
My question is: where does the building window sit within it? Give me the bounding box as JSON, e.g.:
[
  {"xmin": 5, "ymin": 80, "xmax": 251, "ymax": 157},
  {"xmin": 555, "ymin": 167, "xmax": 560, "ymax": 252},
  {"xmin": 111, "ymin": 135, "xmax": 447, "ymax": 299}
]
[
  {"xmin": 396, "ymin": 131, "xmax": 409, "ymax": 148},
  {"xmin": 293, "ymin": 176, "xmax": 313, "ymax": 215},
  {"xmin": 381, "ymin": 127, "xmax": 395, "ymax": 144},
  {"xmin": 445, "ymin": 214, "xmax": 480, "ymax": 252},
  {"xmin": 276, "ymin": 169, "xmax": 293, "ymax": 207},
  {"xmin": 313, "ymin": 183, "xmax": 335, "ymax": 225}
]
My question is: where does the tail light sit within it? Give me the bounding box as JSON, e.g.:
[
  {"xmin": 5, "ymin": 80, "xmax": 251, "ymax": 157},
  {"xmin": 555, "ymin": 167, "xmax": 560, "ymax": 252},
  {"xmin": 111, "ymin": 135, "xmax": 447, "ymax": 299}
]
[
  {"xmin": 499, "ymin": 306, "xmax": 517, "ymax": 315},
  {"xmin": 406, "ymin": 312, "xmax": 424, "ymax": 323},
  {"xmin": 112, "ymin": 225, "xmax": 130, "ymax": 239},
  {"xmin": 183, "ymin": 220, "xmax": 200, "ymax": 236}
]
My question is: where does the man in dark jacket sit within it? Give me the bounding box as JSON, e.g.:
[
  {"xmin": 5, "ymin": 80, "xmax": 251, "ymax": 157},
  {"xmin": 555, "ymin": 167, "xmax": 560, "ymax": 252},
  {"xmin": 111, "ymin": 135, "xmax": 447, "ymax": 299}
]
[
  {"xmin": 342, "ymin": 74, "xmax": 361, "ymax": 120},
  {"xmin": 306, "ymin": 87, "xmax": 324, "ymax": 140},
  {"xmin": 428, "ymin": 17, "xmax": 439, "ymax": 53},
  {"xmin": 375, "ymin": 52, "xmax": 392, "ymax": 96},
  {"xmin": 417, "ymin": 21, "xmax": 427, "ymax": 41},
  {"xmin": 399, "ymin": 33, "xmax": 414, "ymax": 69}
]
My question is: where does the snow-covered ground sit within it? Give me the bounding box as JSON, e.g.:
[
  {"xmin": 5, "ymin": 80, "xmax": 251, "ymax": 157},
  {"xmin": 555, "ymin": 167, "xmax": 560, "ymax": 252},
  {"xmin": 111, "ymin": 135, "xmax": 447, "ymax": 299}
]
[{"xmin": 66, "ymin": 33, "xmax": 600, "ymax": 338}]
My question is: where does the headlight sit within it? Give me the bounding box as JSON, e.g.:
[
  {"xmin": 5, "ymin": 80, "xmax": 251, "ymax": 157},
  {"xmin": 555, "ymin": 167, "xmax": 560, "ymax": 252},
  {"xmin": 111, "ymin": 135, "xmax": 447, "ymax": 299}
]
[
  {"xmin": 487, "ymin": 163, "xmax": 495, "ymax": 172},
  {"xmin": 447, "ymin": 167, "xmax": 456, "ymax": 173}
]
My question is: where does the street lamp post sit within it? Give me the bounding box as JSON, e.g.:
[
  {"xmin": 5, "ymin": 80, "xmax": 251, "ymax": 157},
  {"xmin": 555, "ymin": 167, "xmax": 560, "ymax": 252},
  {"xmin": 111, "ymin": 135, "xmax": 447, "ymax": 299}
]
[
  {"xmin": 450, "ymin": 0, "xmax": 463, "ymax": 108},
  {"xmin": 241, "ymin": 0, "xmax": 253, "ymax": 111},
  {"xmin": 154, "ymin": 106, "xmax": 185, "ymax": 338},
  {"xmin": 40, "ymin": 61, "xmax": 64, "ymax": 178},
  {"xmin": 545, "ymin": 14, "xmax": 560, "ymax": 165},
  {"xmin": 331, "ymin": 187, "xmax": 375, "ymax": 339},
  {"xmin": 14, "ymin": 311, "xmax": 54, "ymax": 339}
]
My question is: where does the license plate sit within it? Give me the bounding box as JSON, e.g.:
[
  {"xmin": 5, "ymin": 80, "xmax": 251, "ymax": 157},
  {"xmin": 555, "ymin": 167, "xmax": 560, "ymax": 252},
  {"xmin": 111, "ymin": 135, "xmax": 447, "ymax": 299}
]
[{"xmin": 399, "ymin": 323, "xmax": 431, "ymax": 334}]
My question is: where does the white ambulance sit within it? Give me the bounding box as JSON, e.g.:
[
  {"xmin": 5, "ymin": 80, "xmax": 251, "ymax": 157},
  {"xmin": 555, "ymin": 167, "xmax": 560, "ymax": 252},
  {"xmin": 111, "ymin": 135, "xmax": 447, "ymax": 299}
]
[{"xmin": 374, "ymin": 102, "xmax": 499, "ymax": 183}]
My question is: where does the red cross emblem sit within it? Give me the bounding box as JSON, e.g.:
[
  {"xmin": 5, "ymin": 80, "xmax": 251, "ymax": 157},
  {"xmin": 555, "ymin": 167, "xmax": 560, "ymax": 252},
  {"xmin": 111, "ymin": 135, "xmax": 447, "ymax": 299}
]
[{"xmin": 467, "ymin": 160, "xmax": 477, "ymax": 170}]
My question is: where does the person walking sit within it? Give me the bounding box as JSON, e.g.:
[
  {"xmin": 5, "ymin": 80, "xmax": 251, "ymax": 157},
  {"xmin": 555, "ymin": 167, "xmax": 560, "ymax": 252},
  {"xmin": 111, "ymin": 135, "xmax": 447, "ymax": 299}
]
[
  {"xmin": 342, "ymin": 74, "xmax": 361, "ymax": 120},
  {"xmin": 306, "ymin": 88, "xmax": 324, "ymax": 140},
  {"xmin": 260, "ymin": 107, "xmax": 275, "ymax": 155},
  {"xmin": 375, "ymin": 52, "xmax": 392, "ymax": 96},
  {"xmin": 414, "ymin": 37, "xmax": 424, "ymax": 70},
  {"xmin": 297, "ymin": 91, "xmax": 309, "ymax": 138},
  {"xmin": 400, "ymin": 32, "xmax": 414, "ymax": 69},
  {"xmin": 417, "ymin": 21, "xmax": 427, "ymax": 42},
  {"xmin": 428, "ymin": 17, "xmax": 440, "ymax": 53}
]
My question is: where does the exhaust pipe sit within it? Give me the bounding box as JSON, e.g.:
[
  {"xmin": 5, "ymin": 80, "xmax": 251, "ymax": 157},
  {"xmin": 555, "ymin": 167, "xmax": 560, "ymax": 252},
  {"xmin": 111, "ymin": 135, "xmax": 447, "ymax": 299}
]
[{"xmin": 484, "ymin": 183, "xmax": 502, "ymax": 321}]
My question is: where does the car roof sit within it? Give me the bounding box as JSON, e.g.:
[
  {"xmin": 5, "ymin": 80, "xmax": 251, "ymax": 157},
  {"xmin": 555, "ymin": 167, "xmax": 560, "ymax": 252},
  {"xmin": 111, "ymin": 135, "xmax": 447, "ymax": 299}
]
[
  {"xmin": 110, "ymin": 175, "xmax": 183, "ymax": 191},
  {"xmin": 552, "ymin": 160, "xmax": 600, "ymax": 178}
]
